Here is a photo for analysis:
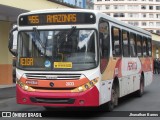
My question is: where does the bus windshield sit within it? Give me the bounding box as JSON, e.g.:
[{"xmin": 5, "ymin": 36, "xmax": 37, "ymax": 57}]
[{"xmin": 17, "ymin": 29, "xmax": 98, "ymax": 71}]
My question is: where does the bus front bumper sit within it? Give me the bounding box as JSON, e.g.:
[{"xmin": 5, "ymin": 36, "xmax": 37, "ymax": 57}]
[{"xmin": 16, "ymin": 85, "xmax": 99, "ymax": 107}]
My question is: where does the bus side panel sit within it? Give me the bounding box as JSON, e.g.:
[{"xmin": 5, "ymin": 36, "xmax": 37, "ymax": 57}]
[
  {"xmin": 140, "ymin": 57, "xmax": 153, "ymax": 86},
  {"xmin": 144, "ymin": 71, "xmax": 153, "ymax": 86},
  {"xmin": 99, "ymin": 80, "xmax": 113, "ymax": 105},
  {"xmin": 120, "ymin": 57, "xmax": 142, "ymax": 97},
  {"xmin": 100, "ymin": 57, "xmax": 120, "ymax": 105},
  {"xmin": 99, "ymin": 56, "xmax": 153, "ymax": 104}
]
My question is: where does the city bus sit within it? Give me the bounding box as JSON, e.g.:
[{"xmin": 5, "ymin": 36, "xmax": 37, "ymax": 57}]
[{"xmin": 8, "ymin": 9, "xmax": 153, "ymax": 111}]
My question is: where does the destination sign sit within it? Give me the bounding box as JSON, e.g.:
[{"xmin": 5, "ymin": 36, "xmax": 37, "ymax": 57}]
[
  {"xmin": 19, "ymin": 12, "xmax": 96, "ymax": 26},
  {"xmin": 20, "ymin": 58, "xmax": 34, "ymax": 66}
]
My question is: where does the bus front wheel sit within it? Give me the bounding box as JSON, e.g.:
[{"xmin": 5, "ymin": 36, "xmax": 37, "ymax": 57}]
[{"xmin": 101, "ymin": 83, "xmax": 119, "ymax": 112}]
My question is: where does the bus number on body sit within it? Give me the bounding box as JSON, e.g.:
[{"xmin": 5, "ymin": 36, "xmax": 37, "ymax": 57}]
[{"xmin": 66, "ymin": 82, "xmax": 74, "ymax": 86}]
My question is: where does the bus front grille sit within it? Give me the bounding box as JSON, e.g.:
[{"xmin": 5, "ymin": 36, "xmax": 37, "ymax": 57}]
[
  {"xmin": 30, "ymin": 97, "xmax": 75, "ymax": 104},
  {"xmin": 25, "ymin": 73, "xmax": 82, "ymax": 80},
  {"xmin": 31, "ymin": 86, "xmax": 76, "ymax": 90}
]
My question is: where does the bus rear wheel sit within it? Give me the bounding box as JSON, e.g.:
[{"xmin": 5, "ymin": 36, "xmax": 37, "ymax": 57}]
[{"xmin": 136, "ymin": 75, "xmax": 144, "ymax": 97}]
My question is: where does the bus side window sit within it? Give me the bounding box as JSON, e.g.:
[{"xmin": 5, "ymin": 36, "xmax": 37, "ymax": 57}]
[
  {"xmin": 20, "ymin": 33, "xmax": 30, "ymax": 57},
  {"xmin": 99, "ymin": 20, "xmax": 110, "ymax": 58},
  {"xmin": 130, "ymin": 33, "xmax": 137, "ymax": 57},
  {"xmin": 99, "ymin": 20, "xmax": 110, "ymax": 73},
  {"xmin": 147, "ymin": 38, "xmax": 152, "ymax": 56},
  {"xmin": 143, "ymin": 37, "xmax": 147, "ymax": 57},
  {"xmin": 137, "ymin": 35, "xmax": 143, "ymax": 57},
  {"xmin": 122, "ymin": 30, "xmax": 129, "ymax": 57},
  {"xmin": 112, "ymin": 27, "xmax": 121, "ymax": 56}
]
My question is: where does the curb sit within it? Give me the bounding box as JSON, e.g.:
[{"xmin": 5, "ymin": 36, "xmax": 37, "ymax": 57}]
[
  {"xmin": 0, "ymin": 86, "xmax": 16, "ymax": 99},
  {"xmin": 0, "ymin": 84, "xmax": 16, "ymax": 89}
]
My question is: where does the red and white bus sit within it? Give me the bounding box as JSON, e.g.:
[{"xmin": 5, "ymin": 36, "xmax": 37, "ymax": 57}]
[{"xmin": 8, "ymin": 9, "xmax": 153, "ymax": 111}]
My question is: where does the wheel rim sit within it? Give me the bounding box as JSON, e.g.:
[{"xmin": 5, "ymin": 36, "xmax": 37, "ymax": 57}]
[
  {"xmin": 111, "ymin": 86, "xmax": 116, "ymax": 106},
  {"xmin": 140, "ymin": 76, "xmax": 144, "ymax": 94},
  {"xmin": 140, "ymin": 82, "xmax": 144, "ymax": 94}
]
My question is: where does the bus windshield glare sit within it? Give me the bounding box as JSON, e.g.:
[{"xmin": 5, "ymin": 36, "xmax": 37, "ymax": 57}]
[{"xmin": 17, "ymin": 29, "xmax": 98, "ymax": 71}]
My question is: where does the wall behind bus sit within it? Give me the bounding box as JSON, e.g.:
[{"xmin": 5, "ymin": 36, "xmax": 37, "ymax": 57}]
[
  {"xmin": 0, "ymin": 21, "xmax": 13, "ymax": 84},
  {"xmin": 0, "ymin": 0, "xmax": 71, "ymax": 11},
  {"xmin": 152, "ymin": 45, "xmax": 160, "ymax": 59}
]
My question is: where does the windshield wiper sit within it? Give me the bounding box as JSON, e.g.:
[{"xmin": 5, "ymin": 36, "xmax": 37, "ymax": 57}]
[
  {"xmin": 33, "ymin": 27, "xmax": 50, "ymax": 56},
  {"xmin": 33, "ymin": 27, "xmax": 45, "ymax": 49},
  {"xmin": 67, "ymin": 26, "xmax": 76, "ymax": 39},
  {"xmin": 57, "ymin": 26, "xmax": 76, "ymax": 49}
]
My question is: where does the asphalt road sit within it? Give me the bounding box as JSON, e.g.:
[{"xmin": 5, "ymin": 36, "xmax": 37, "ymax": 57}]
[
  {"xmin": 0, "ymin": 74, "xmax": 160, "ymax": 120},
  {"xmin": 0, "ymin": 87, "xmax": 16, "ymax": 100}
]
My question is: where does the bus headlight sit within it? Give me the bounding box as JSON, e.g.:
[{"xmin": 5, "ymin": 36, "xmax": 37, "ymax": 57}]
[
  {"xmin": 84, "ymin": 84, "xmax": 89, "ymax": 89},
  {"xmin": 17, "ymin": 80, "xmax": 35, "ymax": 92},
  {"xmin": 78, "ymin": 87, "xmax": 84, "ymax": 92},
  {"xmin": 24, "ymin": 85, "xmax": 29, "ymax": 90},
  {"xmin": 72, "ymin": 77, "xmax": 99, "ymax": 92}
]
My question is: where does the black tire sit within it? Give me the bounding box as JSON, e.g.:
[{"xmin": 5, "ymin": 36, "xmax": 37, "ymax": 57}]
[
  {"xmin": 101, "ymin": 83, "xmax": 119, "ymax": 112},
  {"xmin": 136, "ymin": 75, "xmax": 144, "ymax": 97}
]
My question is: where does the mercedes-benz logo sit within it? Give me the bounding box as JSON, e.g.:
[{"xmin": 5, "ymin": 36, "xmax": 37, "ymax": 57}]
[{"xmin": 50, "ymin": 82, "xmax": 54, "ymax": 87}]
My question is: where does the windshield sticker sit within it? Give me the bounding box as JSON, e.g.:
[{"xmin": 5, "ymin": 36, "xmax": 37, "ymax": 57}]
[
  {"xmin": 20, "ymin": 58, "xmax": 34, "ymax": 66},
  {"xmin": 78, "ymin": 30, "xmax": 94, "ymax": 51},
  {"xmin": 54, "ymin": 62, "xmax": 72, "ymax": 68},
  {"xmin": 44, "ymin": 60, "xmax": 51, "ymax": 67}
]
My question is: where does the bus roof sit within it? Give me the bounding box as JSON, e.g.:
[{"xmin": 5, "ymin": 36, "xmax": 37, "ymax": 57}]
[{"xmin": 18, "ymin": 9, "xmax": 151, "ymax": 36}]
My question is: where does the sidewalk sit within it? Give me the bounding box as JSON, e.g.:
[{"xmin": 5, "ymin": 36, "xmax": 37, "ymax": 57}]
[{"xmin": 0, "ymin": 83, "xmax": 16, "ymax": 89}]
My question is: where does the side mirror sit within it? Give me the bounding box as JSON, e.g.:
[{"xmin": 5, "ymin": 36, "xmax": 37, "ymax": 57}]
[{"xmin": 8, "ymin": 27, "xmax": 18, "ymax": 56}]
